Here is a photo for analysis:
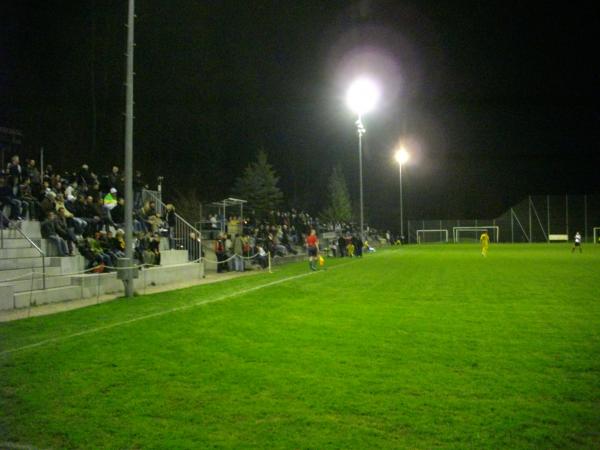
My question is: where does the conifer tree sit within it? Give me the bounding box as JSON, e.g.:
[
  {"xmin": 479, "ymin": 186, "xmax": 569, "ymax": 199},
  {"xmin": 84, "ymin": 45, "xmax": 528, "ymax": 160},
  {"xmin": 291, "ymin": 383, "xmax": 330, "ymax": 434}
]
[{"xmin": 233, "ymin": 150, "xmax": 283, "ymax": 217}]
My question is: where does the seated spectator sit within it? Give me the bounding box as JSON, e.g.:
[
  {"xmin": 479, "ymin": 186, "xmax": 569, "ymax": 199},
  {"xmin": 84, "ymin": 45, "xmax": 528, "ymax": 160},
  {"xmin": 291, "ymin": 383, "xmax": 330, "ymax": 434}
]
[
  {"xmin": 111, "ymin": 229, "xmax": 126, "ymax": 259},
  {"xmin": 26, "ymin": 159, "xmax": 41, "ymax": 185},
  {"xmin": 95, "ymin": 197, "xmax": 115, "ymax": 232},
  {"xmin": 255, "ymin": 244, "xmax": 268, "ymax": 269},
  {"xmin": 55, "ymin": 207, "xmax": 77, "ymax": 256},
  {"xmin": 140, "ymin": 200, "xmax": 161, "ymax": 233},
  {"xmin": 103, "ymin": 187, "xmax": 118, "ymax": 211},
  {"xmin": 149, "ymin": 233, "xmax": 161, "ymax": 266},
  {"xmin": 55, "ymin": 194, "xmax": 86, "ymax": 235},
  {"xmin": 111, "ymin": 197, "xmax": 125, "ymax": 227},
  {"xmin": 19, "ymin": 178, "xmax": 39, "ymax": 220},
  {"xmin": 78, "ymin": 233, "xmax": 111, "ymax": 270},
  {"xmin": 39, "ymin": 191, "xmax": 57, "ymax": 221},
  {"xmin": 40, "ymin": 211, "xmax": 68, "ymax": 256}
]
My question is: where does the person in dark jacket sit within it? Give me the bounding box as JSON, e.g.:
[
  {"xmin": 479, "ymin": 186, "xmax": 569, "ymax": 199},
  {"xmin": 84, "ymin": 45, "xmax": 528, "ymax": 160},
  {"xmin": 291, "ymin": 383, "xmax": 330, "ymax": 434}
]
[
  {"xmin": 41, "ymin": 211, "xmax": 68, "ymax": 256},
  {"xmin": 337, "ymin": 235, "xmax": 347, "ymax": 257},
  {"xmin": 165, "ymin": 203, "xmax": 177, "ymax": 249},
  {"xmin": 55, "ymin": 207, "xmax": 76, "ymax": 255}
]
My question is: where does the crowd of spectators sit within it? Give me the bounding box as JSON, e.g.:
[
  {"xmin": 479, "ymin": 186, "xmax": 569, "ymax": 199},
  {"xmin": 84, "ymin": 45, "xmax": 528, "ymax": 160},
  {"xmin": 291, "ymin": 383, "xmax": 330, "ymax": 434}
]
[
  {"xmin": 2, "ymin": 153, "xmax": 389, "ymax": 274},
  {"xmin": 0, "ymin": 155, "xmax": 170, "ymax": 271}
]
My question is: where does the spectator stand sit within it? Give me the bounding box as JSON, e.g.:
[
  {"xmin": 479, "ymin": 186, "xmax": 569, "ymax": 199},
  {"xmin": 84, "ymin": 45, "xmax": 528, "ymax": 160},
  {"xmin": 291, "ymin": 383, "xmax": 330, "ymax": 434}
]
[
  {"xmin": 141, "ymin": 188, "xmax": 203, "ymax": 262},
  {"xmin": 210, "ymin": 198, "xmax": 247, "ymax": 236}
]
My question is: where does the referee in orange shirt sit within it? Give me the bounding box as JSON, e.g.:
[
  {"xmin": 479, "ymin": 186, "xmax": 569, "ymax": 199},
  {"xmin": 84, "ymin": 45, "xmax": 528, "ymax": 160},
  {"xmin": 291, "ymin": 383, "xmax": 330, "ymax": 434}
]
[{"xmin": 306, "ymin": 229, "xmax": 319, "ymax": 271}]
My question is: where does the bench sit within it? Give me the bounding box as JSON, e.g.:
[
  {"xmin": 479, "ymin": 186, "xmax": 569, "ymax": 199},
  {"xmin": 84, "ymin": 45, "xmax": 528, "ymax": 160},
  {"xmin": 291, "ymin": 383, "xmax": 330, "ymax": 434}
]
[{"xmin": 548, "ymin": 234, "xmax": 569, "ymax": 242}]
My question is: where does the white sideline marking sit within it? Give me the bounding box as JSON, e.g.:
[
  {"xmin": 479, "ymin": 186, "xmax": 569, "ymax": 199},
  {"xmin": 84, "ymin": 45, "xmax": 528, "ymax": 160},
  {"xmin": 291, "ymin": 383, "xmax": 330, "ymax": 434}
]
[
  {"xmin": 0, "ymin": 443, "xmax": 48, "ymax": 450},
  {"xmin": 0, "ymin": 270, "xmax": 323, "ymax": 357}
]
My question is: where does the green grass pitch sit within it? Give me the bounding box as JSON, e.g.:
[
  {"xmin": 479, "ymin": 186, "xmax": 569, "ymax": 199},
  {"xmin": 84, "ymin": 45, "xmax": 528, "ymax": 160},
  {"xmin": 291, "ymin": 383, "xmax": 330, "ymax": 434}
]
[{"xmin": 1, "ymin": 244, "xmax": 599, "ymax": 449}]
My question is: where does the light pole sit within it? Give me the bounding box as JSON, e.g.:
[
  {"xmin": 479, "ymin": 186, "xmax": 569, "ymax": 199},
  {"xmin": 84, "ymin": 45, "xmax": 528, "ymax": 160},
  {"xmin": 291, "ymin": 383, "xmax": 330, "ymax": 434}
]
[
  {"xmin": 395, "ymin": 147, "xmax": 409, "ymax": 240},
  {"xmin": 346, "ymin": 78, "xmax": 380, "ymax": 240}
]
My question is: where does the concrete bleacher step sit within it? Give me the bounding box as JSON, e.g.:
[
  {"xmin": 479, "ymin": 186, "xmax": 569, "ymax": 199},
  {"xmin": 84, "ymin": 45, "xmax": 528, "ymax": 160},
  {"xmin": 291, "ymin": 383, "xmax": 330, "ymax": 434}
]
[
  {"xmin": 0, "ymin": 256, "xmax": 47, "ymax": 271},
  {"xmin": 1, "ymin": 221, "xmax": 42, "ymax": 239},
  {"xmin": 0, "ymin": 237, "xmax": 42, "ymax": 249},
  {"xmin": 1, "ymin": 275, "xmax": 73, "ymax": 294},
  {"xmin": 0, "ymin": 266, "xmax": 63, "ymax": 283},
  {"xmin": 14, "ymin": 285, "xmax": 82, "ymax": 309},
  {"xmin": 0, "ymin": 247, "xmax": 46, "ymax": 259}
]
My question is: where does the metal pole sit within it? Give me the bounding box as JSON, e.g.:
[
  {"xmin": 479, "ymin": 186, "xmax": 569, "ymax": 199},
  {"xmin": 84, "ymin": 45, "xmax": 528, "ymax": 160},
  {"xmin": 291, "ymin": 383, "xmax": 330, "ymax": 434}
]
[
  {"xmin": 123, "ymin": 0, "xmax": 135, "ymax": 297},
  {"xmin": 40, "ymin": 147, "xmax": 44, "ymax": 182},
  {"xmin": 547, "ymin": 195, "xmax": 550, "ymax": 240},
  {"xmin": 511, "ymin": 208, "xmax": 514, "ymax": 243},
  {"xmin": 584, "ymin": 195, "xmax": 588, "ymax": 242},
  {"xmin": 565, "ymin": 194, "xmax": 569, "ymax": 237},
  {"xmin": 358, "ymin": 117, "xmax": 364, "ymax": 241},
  {"xmin": 528, "ymin": 196, "xmax": 532, "ymax": 242},
  {"xmin": 399, "ymin": 162, "xmax": 404, "ymax": 238}
]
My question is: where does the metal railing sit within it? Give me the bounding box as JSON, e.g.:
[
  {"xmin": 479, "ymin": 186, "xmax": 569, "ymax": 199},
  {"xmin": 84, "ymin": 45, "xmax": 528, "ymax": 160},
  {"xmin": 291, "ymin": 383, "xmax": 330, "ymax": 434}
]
[
  {"xmin": 141, "ymin": 189, "xmax": 202, "ymax": 261},
  {"xmin": 0, "ymin": 211, "xmax": 46, "ymax": 289}
]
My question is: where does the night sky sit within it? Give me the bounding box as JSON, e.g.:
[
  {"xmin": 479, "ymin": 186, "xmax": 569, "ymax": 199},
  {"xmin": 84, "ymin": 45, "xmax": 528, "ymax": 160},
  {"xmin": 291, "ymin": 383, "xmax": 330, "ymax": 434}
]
[{"xmin": 1, "ymin": 1, "xmax": 599, "ymax": 229}]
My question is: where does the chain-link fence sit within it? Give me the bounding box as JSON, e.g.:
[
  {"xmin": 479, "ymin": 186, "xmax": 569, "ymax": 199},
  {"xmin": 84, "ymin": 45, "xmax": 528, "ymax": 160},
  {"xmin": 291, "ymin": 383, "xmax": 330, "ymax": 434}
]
[{"xmin": 408, "ymin": 195, "xmax": 600, "ymax": 244}]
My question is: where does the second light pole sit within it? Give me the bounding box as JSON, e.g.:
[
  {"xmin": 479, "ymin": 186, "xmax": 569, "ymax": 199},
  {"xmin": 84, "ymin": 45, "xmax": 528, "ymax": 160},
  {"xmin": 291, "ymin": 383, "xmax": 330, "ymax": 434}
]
[{"xmin": 395, "ymin": 147, "xmax": 409, "ymax": 241}]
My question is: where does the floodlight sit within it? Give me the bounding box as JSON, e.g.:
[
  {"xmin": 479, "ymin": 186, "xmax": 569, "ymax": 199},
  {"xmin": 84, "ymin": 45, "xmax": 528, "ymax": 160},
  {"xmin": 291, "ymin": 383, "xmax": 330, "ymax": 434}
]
[
  {"xmin": 395, "ymin": 147, "xmax": 409, "ymax": 165},
  {"xmin": 346, "ymin": 78, "xmax": 380, "ymax": 115}
]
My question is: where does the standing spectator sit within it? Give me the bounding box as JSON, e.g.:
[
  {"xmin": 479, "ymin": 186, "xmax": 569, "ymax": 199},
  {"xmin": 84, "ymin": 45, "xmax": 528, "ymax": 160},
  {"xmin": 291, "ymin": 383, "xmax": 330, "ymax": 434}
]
[
  {"xmin": 214, "ymin": 234, "xmax": 227, "ymax": 273},
  {"xmin": 0, "ymin": 176, "xmax": 25, "ymax": 220},
  {"xmin": 164, "ymin": 203, "xmax": 177, "ymax": 249},
  {"xmin": 41, "ymin": 211, "xmax": 68, "ymax": 256},
  {"xmin": 6, "ymin": 155, "xmax": 24, "ymax": 195},
  {"xmin": 233, "ymin": 233, "xmax": 244, "ymax": 272},
  {"xmin": 338, "ymin": 235, "xmax": 347, "ymax": 257},
  {"xmin": 353, "ymin": 235, "xmax": 363, "ymax": 258},
  {"xmin": 108, "ymin": 166, "xmax": 122, "ymax": 191},
  {"xmin": 133, "ymin": 170, "xmax": 145, "ymax": 209}
]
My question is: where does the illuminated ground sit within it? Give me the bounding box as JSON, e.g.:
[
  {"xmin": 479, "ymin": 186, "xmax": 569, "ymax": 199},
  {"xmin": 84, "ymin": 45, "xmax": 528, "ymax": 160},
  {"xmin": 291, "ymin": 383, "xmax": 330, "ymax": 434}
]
[{"xmin": 1, "ymin": 244, "xmax": 599, "ymax": 448}]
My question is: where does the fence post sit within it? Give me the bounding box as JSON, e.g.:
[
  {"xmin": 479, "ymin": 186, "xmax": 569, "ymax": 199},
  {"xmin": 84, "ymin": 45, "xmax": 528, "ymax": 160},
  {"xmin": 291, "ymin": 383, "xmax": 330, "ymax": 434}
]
[
  {"xmin": 547, "ymin": 195, "xmax": 550, "ymax": 241},
  {"xmin": 511, "ymin": 208, "xmax": 514, "ymax": 243},
  {"xmin": 528, "ymin": 196, "xmax": 532, "ymax": 242},
  {"xmin": 584, "ymin": 194, "xmax": 588, "ymax": 242},
  {"xmin": 565, "ymin": 194, "xmax": 569, "ymax": 237}
]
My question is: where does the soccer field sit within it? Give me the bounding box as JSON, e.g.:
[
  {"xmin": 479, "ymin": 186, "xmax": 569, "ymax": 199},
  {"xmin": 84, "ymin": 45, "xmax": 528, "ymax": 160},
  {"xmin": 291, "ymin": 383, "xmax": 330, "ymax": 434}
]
[{"xmin": 1, "ymin": 244, "xmax": 599, "ymax": 449}]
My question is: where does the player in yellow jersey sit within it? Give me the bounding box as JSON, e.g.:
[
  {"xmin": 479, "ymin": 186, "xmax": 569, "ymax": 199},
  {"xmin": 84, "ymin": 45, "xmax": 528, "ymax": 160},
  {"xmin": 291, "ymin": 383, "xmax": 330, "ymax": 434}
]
[{"xmin": 480, "ymin": 231, "xmax": 490, "ymax": 256}]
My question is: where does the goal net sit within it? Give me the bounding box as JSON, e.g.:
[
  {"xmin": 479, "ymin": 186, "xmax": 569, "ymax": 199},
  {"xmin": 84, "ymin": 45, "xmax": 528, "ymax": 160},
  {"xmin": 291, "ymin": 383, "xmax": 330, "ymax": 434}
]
[
  {"xmin": 416, "ymin": 229, "xmax": 449, "ymax": 244},
  {"xmin": 453, "ymin": 226, "xmax": 499, "ymax": 243}
]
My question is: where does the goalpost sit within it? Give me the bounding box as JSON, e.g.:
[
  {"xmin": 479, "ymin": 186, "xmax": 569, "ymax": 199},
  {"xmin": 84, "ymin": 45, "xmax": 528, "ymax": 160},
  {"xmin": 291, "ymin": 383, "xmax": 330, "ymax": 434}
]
[
  {"xmin": 453, "ymin": 226, "xmax": 500, "ymax": 243},
  {"xmin": 594, "ymin": 227, "xmax": 600, "ymax": 244},
  {"xmin": 416, "ymin": 229, "xmax": 449, "ymax": 244}
]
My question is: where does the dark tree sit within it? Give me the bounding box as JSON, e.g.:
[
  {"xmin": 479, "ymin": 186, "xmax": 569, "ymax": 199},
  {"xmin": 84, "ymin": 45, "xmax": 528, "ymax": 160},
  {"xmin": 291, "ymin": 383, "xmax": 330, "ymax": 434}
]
[{"xmin": 233, "ymin": 150, "xmax": 283, "ymax": 218}]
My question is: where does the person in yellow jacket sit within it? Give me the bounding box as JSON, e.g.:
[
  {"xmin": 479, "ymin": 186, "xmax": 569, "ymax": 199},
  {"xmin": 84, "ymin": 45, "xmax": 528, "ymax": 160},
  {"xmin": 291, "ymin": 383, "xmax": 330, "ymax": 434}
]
[{"xmin": 480, "ymin": 231, "xmax": 489, "ymax": 257}]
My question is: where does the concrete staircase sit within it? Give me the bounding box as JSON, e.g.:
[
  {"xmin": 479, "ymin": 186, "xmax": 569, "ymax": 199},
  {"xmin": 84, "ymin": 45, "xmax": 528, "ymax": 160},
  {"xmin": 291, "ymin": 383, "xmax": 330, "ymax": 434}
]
[
  {"xmin": 0, "ymin": 221, "xmax": 204, "ymax": 312},
  {"xmin": 0, "ymin": 221, "xmax": 85, "ymax": 310}
]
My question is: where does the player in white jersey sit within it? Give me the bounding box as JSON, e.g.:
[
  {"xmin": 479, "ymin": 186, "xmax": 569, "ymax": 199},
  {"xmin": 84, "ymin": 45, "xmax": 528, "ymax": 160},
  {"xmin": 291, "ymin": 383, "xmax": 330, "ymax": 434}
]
[{"xmin": 571, "ymin": 231, "xmax": 582, "ymax": 253}]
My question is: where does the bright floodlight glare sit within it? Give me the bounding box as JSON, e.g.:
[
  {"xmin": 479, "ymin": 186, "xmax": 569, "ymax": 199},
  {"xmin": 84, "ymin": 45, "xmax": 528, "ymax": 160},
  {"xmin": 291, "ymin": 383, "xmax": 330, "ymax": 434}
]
[
  {"xmin": 346, "ymin": 78, "xmax": 380, "ymax": 115},
  {"xmin": 395, "ymin": 147, "xmax": 409, "ymax": 165}
]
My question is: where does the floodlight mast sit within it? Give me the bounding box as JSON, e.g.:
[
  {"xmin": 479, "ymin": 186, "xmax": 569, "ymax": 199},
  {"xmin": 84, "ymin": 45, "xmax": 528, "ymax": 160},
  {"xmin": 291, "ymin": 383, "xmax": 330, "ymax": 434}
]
[
  {"xmin": 346, "ymin": 78, "xmax": 380, "ymax": 240},
  {"xmin": 394, "ymin": 147, "xmax": 409, "ymax": 240},
  {"xmin": 123, "ymin": 0, "xmax": 135, "ymax": 297}
]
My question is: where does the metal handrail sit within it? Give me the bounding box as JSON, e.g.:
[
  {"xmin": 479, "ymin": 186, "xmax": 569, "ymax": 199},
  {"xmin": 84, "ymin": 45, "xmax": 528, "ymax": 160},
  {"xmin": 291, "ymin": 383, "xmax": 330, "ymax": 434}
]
[
  {"xmin": 141, "ymin": 189, "xmax": 203, "ymax": 261},
  {"xmin": 0, "ymin": 212, "xmax": 46, "ymax": 289}
]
